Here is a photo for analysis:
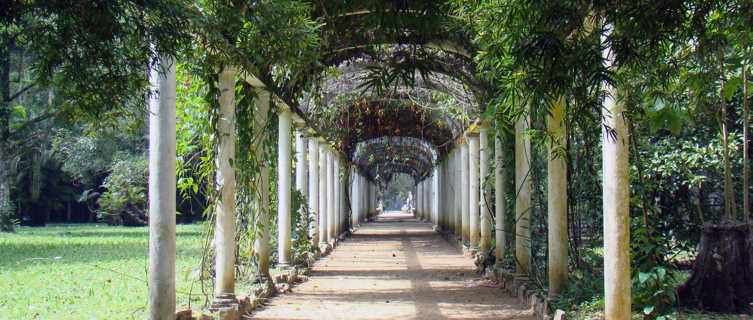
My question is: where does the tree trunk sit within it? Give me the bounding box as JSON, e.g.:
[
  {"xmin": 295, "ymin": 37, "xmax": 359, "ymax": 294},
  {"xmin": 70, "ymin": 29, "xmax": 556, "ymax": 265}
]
[
  {"xmin": 744, "ymin": 57, "xmax": 750, "ymax": 222},
  {"xmin": 722, "ymin": 75, "xmax": 734, "ymax": 221},
  {"xmin": 694, "ymin": 186, "xmax": 705, "ymax": 225},
  {"xmin": 0, "ymin": 173, "xmax": 12, "ymax": 232},
  {"xmin": 678, "ymin": 223, "xmax": 753, "ymax": 313},
  {"xmin": 0, "ymin": 35, "xmax": 14, "ymax": 232}
]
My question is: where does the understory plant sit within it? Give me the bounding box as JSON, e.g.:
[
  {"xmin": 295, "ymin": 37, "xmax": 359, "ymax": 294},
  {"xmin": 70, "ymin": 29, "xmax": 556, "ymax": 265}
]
[
  {"xmin": 291, "ymin": 189, "xmax": 317, "ymax": 265},
  {"xmin": 631, "ymin": 223, "xmax": 679, "ymax": 320},
  {"xmin": 552, "ymin": 248, "xmax": 605, "ymax": 312},
  {"xmin": 0, "ymin": 199, "xmax": 18, "ymax": 232},
  {"xmin": 96, "ymin": 155, "xmax": 148, "ymax": 226}
]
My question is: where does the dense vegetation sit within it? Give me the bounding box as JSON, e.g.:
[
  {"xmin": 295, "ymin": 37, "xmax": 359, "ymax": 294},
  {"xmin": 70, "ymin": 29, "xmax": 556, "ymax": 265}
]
[{"xmin": 1, "ymin": 0, "xmax": 752, "ymax": 318}]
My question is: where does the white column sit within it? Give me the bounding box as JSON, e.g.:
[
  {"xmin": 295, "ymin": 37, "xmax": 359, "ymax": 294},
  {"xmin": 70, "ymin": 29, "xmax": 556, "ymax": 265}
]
[
  {"xmin": 415, "ymin": 183, "xmax": 420, "ymax": 217},
  {"xmin": 365, "ymin": 180, "xmax": 371, "ymax": 217},
  {"xmin": 480, "ymin": 127, "xmax": 491, "ymax": 253},
  {"xmin": 461, "ymin": 141, "xmax": 470, "ymax": 246},
  {"xmin": 495, "ymin": 131, "xmax": 507, "ymax": 268},
  {"xmin": 363, "ymin": 177, "xmax": 371, "ymax": 221},
  {"xmin": 318, "ymin": 142, "xmax": 328, "ymax": 247},
  {"xmin": 214, "ymin": 67, "xmax": 237, "ymax": 302},
  {"xmin": 438, "ymin": 162, "xmax": 444, "ymax": 229},
  {"xmin": 253, "ymin": 89, "xmax": 272, "ymax": 276},
  {"xmin": 342, "ymin": 164, "xmax": 347, "ymax": 232},
  {"xmin": 417, "ymin": 181, "xmax": 426, "ymax": 220},
  {"xmin": 427, "ymin": 177, "xmax": 431, "ymax": 222},
  {"xmin": 432, "ymin": 168, "xmax": 439, "ymax": 225},
  {"xmin": 327, "ymin": 148, "xmax": 336, "ymax": 243},
  {"xmin": 333, "ymin": 155, "xmax": 341, "ymax": 237},
  {"xmin": 294, "ymin": 129, "xmax": 308, "ymax": 242},
  {"xmin": 342, "ymin": 162, "xmax": 347, "ymax": 232},
  {"xmin": 447, "ymin": 159, "xmax": 452, "ymax": 230},
  {"xmin": 424, "ymin": 180, "xmax": 429, "ymax": 221},
  {"xmin": 357, "ymin": 175, "xmax": 362, "ymax": 222},
  {"xmin": 602, "ymin": 23, "xmax": 631, "ymax": 320},
  {"xmin": 454, "ymin": 149, "xmax": 462, "ymax": 239},
  {"xmin": 436, "ymin": 161, "xmax": 440, "ymax": 230},
  {"xmin": 308, "ymin": 138, "xmax": 319, "ymax": 245},
  {"xmin": 362, "ymin": 176, "xmax": 366, "ymax": 221},
  {"xmin": 295, "ymin": 129, "xmax": 308, "ymax": 204},
  {"xmin": 373, "ymin": 182, "xmax": 378, "ymax": 215},
  {"xmin": 350, "ymin": 171, "xmax": 357, "ymax": 228},
  {"xmin": 515, "ymin": 112, "xmax": 532, "ymax": 276},
  {"xmin": 469, "ymin": 133, "xmax": 480, "ymax": 250},
  {"xmin": 277, "ymin": 108, "xmax": 292, "ymax": 267},
  {"xmin": 422, "ymin": 182, "xmax": 427, "ymax": 220},
  {"xmin": 148, "ymin": 54, "xmax": 176, "ymax": 320},
  {"xmin": 370, "ymin": 181, "xmax": 374, "ymax": 216},
  {"xmin": 548, "ymin": 97, "xmax": 568, "ymax": 297}
]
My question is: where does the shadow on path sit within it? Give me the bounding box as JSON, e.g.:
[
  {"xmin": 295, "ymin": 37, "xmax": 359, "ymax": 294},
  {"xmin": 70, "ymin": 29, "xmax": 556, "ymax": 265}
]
[{"xmin": 250, "ymin": 211, "xmax": 534, "ymax": 319}]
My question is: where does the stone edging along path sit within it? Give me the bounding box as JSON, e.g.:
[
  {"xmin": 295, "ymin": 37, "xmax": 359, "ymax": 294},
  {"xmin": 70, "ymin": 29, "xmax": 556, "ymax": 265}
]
[
  {"xmin": 180, "ymin": 215, "xmax": 562, "ymax": 320},
  {"xmin": 438, "ymin": 230, "xmax": 567, "ymax": 320}
]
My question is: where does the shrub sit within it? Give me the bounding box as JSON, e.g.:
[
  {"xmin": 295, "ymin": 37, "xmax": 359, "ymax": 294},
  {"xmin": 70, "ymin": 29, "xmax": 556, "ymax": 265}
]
[
  {"xmin": 96, "ymin": 154, "xmax": 148, "ymax": 226},
  {"xmin": 0, "ymin": 199, "xmax": 18, "ymax": 232}
]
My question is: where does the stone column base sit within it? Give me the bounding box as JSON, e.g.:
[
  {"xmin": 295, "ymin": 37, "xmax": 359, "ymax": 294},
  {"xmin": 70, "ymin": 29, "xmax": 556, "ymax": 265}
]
[
  {"xmin": 319, "ymin": 242, "xmax": 331, "ymax": 254},
  {"xmin": 210, "ymin": 294, "xmax": 239, "ymax": 320},
  {"xmin": 277, "ymin": 262, "xmax": 292, "ymax": 270}
]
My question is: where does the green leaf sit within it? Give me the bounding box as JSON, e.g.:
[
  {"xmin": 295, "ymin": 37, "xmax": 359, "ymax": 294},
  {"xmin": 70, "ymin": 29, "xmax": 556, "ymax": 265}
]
[
  {"xmin": 656, "ymin": 267, "xmax": 666, "ymax": 280},
  {"xmin": 639, "ymin": 272, "xmax": 651, "ymax": 284},
  {"xmin": 643, "ymin": 305, "xmax": 655, "ymax": 315},
  {"xmin": 725, "ymin": 76, "xmax": 742, "ymax": 100},
  {"xmin": 12, "ymin": 104, "xmax": 27, "ymax": 120}
]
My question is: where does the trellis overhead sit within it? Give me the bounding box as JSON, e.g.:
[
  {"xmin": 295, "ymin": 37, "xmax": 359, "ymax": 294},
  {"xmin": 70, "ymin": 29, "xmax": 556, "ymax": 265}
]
[
  {"xmin": 353, "ymin": 136, "xmax": 437, "ymax": 185},
  {"xmin": 291, "ymin": 1, "xmax": 484, "ymax": 182}
]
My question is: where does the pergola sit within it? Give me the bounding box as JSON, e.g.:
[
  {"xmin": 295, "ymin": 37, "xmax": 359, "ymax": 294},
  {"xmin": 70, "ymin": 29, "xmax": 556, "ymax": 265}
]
[{"xmin": 146, "ymin": 2, "xmax": 631, "ymax": 320}]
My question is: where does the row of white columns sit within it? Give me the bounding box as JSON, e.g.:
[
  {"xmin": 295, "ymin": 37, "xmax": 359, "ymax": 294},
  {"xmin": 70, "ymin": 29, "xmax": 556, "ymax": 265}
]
[
  {"xmin": 149, "ymin": 65, "xmax": 377, "ymax": 318},
  {"xmin": 147, "ymin": 50, "xmax": 630, "ymax": 319},
  {"xmin": 427, "ymin": 130, "xmax": 492, "ymax": 253},
  {"xmin": 429, "ymin": 123, "xmax": 560, "ymax": 289},
  {"xmin": 415, "ymin": 172, "xmax": 436, "ymax": 225},
  {"xmin": 350, "ymin": 173, "xmax": 377, "ymax": 227}
]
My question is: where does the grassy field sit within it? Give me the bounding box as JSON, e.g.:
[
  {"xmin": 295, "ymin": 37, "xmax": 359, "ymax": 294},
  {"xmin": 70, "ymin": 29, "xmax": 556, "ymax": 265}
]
[{"xmin": 0, "ymin": 224, "xmax": 209, "ymax": 319}]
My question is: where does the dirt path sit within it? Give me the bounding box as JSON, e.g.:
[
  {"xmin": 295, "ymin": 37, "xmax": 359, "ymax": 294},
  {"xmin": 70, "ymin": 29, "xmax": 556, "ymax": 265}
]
[{"xmin": 250, "ymin": 211, "xmax": 534, "ymax": 319}]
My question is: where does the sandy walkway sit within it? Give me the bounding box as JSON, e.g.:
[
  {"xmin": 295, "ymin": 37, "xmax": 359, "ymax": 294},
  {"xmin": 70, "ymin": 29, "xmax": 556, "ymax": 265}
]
[{"xmin": 250, "ymin": 211, "xmax": 535, "ymax": 319}]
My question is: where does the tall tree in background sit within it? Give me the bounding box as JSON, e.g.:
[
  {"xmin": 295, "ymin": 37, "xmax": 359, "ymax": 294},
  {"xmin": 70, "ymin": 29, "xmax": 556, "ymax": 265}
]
[{"xmin": 0, "ymin": 0, "xmax": 194, "ymax": 231}]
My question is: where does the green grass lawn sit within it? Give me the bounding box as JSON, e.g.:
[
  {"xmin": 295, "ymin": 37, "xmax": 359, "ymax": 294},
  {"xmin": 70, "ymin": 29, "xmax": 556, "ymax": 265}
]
[{"xmin": 0, "ymin": 224, "xmax": 208, "ymax": 319}]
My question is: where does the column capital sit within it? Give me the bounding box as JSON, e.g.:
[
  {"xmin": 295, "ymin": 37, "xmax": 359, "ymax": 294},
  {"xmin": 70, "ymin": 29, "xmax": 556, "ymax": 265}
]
[
  {"xmin": 220, "ymin": 65, "xmax": 238, "ymax": 75},
  {"xmin": 295, "ymin": 129, "xmax": 310, "ymax": 138},
  {"xmin": 277, "ymin": 102, "xmax": 291, "ymax": 113},
  {"xmin": 292, "ymin": 114, "xmax": 306, "ymax": 127}
]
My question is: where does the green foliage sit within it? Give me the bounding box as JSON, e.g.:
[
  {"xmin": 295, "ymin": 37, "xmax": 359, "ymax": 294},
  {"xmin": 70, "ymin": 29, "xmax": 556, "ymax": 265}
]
[
  {"xmin": 383, "ymin": 173, "xmax": 414, "ymax": 210},
  {"xmin": 631, "ymin": 227, "xmax": 679, "ymax": 320},
  {"xmin": 1, "ymin": 0, "xmax": 195, "ymax": 121},
  {"xmin": 52, "ymin": 126, "xmax": 146, "ymax": 187},
  {"xmin": 0, "ymin": 198, "xmax": 18, "ymax": 232},
  {"xmin": 552, "ymin": 248, "xmax": 605, "ymax": 312},
  {"xmin": 290, "ymin": 189, "xmax": 317, "ymax": 265},
  {"xmin": 96, "ymin": 155, "xmax": 148, "ymax": 226},
  {"xmin": 0, "ymin": 224, "xmax": 205, "ymax": 318}
]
